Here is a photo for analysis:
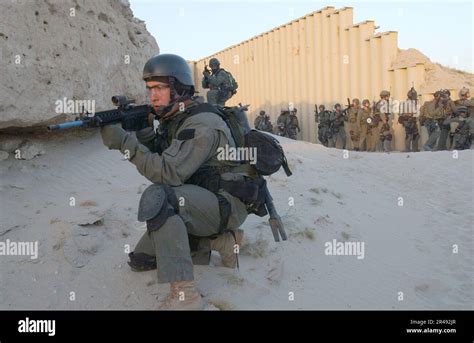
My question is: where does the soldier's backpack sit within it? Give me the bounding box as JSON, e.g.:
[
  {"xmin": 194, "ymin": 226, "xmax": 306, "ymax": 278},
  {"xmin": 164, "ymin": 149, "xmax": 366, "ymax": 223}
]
[
  {"xmin": 174, "ymin": 102, "xmax": 290, "ymax": 180},
  {"xmin": 193, "ymin": 103, "xmax": 291, "ymax": 177},
  {"xmin": 222, "ymin": 69, "xmax": 239, "ymax": 95}
]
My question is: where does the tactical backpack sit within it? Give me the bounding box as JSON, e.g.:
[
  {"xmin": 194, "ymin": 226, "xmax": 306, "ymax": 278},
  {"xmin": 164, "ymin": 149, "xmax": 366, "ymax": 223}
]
[
  {"xmin": 222, "ymin": 69, "xmax": 238, "ymax": 95},
  {"xmin": 197, "ymin": 103, "xmax": 291, "ymax": 178},
  {"xmin": 177, "ymin": 102, "xmax": 292, "ymax": 218}
]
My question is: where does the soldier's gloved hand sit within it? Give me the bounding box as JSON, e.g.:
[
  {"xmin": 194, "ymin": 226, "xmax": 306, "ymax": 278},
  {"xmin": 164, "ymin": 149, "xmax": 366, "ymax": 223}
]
[
  {"xmin": 136, "ymin": 127, "xmax": 155, "ymax": 143},
  {"xmin": 100, "ymin": 124, "xmax": 127, "ymax": 150}
]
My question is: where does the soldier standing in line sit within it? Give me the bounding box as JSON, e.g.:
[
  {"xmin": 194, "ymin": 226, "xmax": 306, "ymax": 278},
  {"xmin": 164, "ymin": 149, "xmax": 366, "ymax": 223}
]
[
  {"xmin": 277, "ymin": 109, "xmax": 290, "ymax": 137},
  {"xmin": 398, "ymin": 87, "xmax": 420, "ymax": 152},
  {"xmin": 375, "ymin": 90, "xmax": 393, "ymax": 152},
  {"xmin": 347, "ymin": 98, "xmax": 363, "ymax": 151},
  {"xmin": 328, "ymin": 103, "xmax": 348, "ymax": 149},
  {"xmin": 436, "ymin": 89, "xmax": 456, "ymax": 150},
  {"xmin": 315, "ymin": 104, "xmax": 331, "ymax": 146},
  {"xmin": 420, "ymin": 91, "xmax": 443, "ymax": 151},
  {"xmin": 358, "ymin": 99, "xmax": 372, "ymax": 152},
  {"xmin": 444, "ymin": 106, "xmax": 474, "ymax": 150},
  {"xmin": 254, "ymin": 110, "xmax": 273, "ymax": 133},
  {"xmin": 286, "ymin": 108, "xmax": 300, "ymax": 140},
  {"xmin": 454, "ymin": 87, "xmax": 474, "ymax": 116}
]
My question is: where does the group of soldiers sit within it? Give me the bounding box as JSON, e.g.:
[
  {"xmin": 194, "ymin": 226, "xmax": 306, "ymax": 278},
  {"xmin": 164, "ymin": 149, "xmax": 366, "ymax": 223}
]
[
  {"xmin": 419, "ymin": 87, "xmax": 473, "ymax": 151},
  {"xmin": 254, "ymin": 108, "xmax": 301, "ymax": 140},
  {"xmin": 202, "ymin": 58, "xmax": 473, "ymax": 151},
  {"xmin": 314, "ymin": 87, "xmax": 473, "ymax": 152},
  {"xmin": 316, "ymin": 90, "xmax": 398, "ymax": 152},
  {"xmin": 253, "ymin": 87, "xmax": 474, "ymax": 152}
]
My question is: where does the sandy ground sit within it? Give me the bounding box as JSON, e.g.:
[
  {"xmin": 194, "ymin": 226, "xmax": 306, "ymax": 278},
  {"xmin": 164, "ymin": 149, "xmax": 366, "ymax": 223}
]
[{"xmin": 0, "ymin": 132, "xmax": 472, "ymax": 310}]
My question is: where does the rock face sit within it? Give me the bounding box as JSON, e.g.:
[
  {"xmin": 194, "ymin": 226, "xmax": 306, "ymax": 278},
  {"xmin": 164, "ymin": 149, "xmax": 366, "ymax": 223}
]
[
  {"xmin": 0, "ymin": 0, "xmax": 159, "ymax": 130},
  {"xmin": 392, "ymin": 49, "xmax": 474, "ymax": 94}
]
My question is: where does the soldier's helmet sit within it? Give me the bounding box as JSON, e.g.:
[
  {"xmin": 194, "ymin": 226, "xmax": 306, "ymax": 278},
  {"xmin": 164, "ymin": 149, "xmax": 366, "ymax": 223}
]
[
  {"xmin": 362, "ymin": 99, "xmax": 370, "ymax": 107},
  {"xmin": 407, "ymin": 87, "xmax": 418, "ymax": 101},
  {"xmin": 142, "ymin": 54, "xmax": 195, "ymax": 97},
  {"xmin": 454, "ymin": 106, "xmax": 469, "ymax": 117},
  {"xmin": 441, "ymin": 89, "xmax": 451, "ymax": 98},
  {"xmin": 260, "ymin": 110, "xmax": 265, "ymax": 115},
  {"xmin": 380, "ymin": 90, "xmax": 390, "ymax": 98},
  {"xmin": 352, "ymin": 98, "xmax": 360, "ymax": 105},
  {"xmin": 319, "ymin": 105, "xmax": 325, "ymax": 111},
  {"xmin": 209, "ymin": 58, "xmax": 220, "ymax": 69},
  {"xmin": 459, "ymin": 87, "xmax": 470, "ymax": 98},
  {"xmin": 334, "ymin": 103, "xmax": 341, "ymax": 110},
  {"xmin": 434, "ymin": 90, "xmax": 441, "ymax": 98}
]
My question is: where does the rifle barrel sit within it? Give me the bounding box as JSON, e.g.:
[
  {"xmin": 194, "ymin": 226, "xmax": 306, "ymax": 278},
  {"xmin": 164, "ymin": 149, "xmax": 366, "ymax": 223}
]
[
  {"xmin": 47, "ymin": 120, "xmax": 85, "ymax": 131},
  {"xmin": 264, "ymin": 185, "xmax": 287, "ymax": 242}
]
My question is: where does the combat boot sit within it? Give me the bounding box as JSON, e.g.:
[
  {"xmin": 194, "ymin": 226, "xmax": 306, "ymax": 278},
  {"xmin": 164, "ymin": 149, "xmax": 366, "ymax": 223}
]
[
  {"xmin": 210, "ymin": 229, "xmax": 244, "ymax": 268},
  {"xmin": 127, "ymin": 252, "xmax": 157, "ymax": 272},
  {"xmin": 159, "ymin": 281, "xmax": 205, "ymax": 310}
]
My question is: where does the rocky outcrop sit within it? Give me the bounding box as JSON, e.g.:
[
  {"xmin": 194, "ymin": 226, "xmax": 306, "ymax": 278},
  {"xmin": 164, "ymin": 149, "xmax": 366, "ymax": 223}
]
[{"xmin": 0, "ymin": 0, "xmax": 159, "ymax": 131}]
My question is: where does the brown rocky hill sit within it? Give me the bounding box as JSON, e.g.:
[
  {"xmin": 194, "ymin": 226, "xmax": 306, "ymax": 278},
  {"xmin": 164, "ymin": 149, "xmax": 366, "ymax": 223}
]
[{"xmin": 0, "ymin": 0, "xmax": 159, "ymax": 131}]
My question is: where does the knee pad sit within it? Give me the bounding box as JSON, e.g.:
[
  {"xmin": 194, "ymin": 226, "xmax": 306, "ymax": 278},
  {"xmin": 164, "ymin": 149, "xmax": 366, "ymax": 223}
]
[{"xmin": 138, "ymin": 184, "xmax": 179, "ymax": 233}]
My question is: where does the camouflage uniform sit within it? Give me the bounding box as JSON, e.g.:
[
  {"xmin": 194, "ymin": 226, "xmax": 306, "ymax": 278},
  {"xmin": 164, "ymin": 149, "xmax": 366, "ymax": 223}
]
[
  {"xmin": 277, "ymin": 110, "xmax": 289, "ymax": 137},
  {"xmin": 454, "ymin": 101, "xmax": 474, "ymax": 118},
  {"xmin": 420, "ymin": 95, "xmax": 443, "ymax": 151},
  {"xmin": 286, "ymin": 111, "xmax": 300, "ymax": 140},
  {"xmin": 454, "ymin": 96, "xmax": 474, "ymax": 118},
  {"xmin": 254, "ymin": 111, "xmax": 273, "ymax": 133},
  {"xmin": 202, "ymin": 58, "xmax": 236, "ymax": 106},
  {"xmin": 368, "ymin": 110, "xmax": 383, "ymax": 152},
  {"xmin": 316, "ymin": 107, "xmax": 332, "ymax": 146},
  {"xmin": 443, "ymin": 106, "xmax": 474, "ymax": 150},
  {"xmin": 328, "ymin": 105, "xmax": 347, "ymax": 149},
  {"xmin": 375, "ymin": 91, "xmax": 393, "ymax": 152},
  {"xmin": 357, "ymin": 102, "xmax": 372, "ymax": 152},
  {"xmin": 347, "ymin": 99, "xmax": 362, "ymax": 150},
  {"xmin": 398, "ymin": 98, "xmax": 420, "ymax": 152},
  {"xmin": 436, "ymin": 90, "xmax": 456, "ymax": 150}
]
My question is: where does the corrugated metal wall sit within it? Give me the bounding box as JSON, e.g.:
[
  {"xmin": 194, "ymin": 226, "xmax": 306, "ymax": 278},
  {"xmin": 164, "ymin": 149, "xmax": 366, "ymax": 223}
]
[{"xmin": 189, "ymin": 6, "xmax": 453, "ymax": 150}]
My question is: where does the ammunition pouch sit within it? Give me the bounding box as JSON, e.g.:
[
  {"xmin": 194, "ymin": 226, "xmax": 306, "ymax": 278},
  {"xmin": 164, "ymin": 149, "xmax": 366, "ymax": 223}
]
[{"xmin": 187, "ymin": 166, "xmax": 268, "ymax": 217}]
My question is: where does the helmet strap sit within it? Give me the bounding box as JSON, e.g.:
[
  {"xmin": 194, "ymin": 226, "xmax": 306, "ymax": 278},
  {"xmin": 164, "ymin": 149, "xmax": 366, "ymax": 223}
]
[{"xmin": 169, "ymin": 76, "xmax": 177, "ymax": 100}]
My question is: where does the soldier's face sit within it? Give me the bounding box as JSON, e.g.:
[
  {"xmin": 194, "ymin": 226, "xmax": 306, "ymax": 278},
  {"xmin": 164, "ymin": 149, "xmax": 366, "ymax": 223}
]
[{"xmin": 146, "ymin": 80, "xmax": 171, "ymax": 111}]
